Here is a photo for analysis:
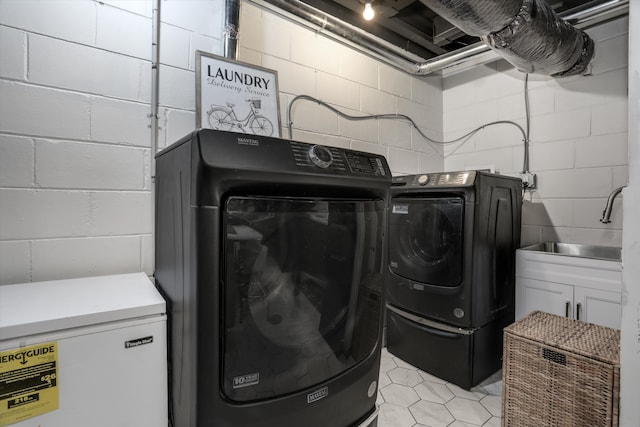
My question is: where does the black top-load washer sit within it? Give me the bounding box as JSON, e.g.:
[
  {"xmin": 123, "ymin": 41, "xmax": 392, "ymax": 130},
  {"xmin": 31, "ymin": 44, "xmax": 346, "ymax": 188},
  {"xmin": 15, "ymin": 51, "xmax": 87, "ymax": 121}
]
[
  {"xmin": 385, "ymin": 170, "xmax": 522, "ymax": 389},
  {"xmin": 155, "ymin": 129, "xmax": 390, "ymax": 427}
]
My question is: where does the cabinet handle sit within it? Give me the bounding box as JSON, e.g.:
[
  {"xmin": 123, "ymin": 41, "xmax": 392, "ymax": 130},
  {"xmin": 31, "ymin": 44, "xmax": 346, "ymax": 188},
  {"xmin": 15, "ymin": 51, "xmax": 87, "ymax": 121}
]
[
  {"xmin": 576, "ymin": 302, "xmax": 582, "ymax": 321},
  {"xmin": 565, "ymin": 300, "xmax": 571, "ymax": 318}
]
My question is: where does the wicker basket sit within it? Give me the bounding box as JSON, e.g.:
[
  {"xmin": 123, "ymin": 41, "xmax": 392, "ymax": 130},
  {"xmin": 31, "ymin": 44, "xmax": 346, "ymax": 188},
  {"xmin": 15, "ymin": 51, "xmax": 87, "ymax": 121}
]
[{"xmin": 502, "ymin": 311, "xmax": 620, "ymax": 427}]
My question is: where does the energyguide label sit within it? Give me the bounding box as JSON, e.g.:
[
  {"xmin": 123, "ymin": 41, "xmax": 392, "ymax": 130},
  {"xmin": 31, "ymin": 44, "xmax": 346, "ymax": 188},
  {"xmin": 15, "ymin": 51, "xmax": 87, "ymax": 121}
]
[{"xmin": 0, "ymin": 342, "xmax": 59, "ymax": 426}]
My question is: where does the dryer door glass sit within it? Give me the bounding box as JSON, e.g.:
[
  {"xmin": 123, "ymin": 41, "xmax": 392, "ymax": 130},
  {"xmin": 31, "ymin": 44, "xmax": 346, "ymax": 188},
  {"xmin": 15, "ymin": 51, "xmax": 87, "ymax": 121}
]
[
  {"xmin": 389, "ymin": 197, "xmax": 464, "ymax": 287},
  {"xmin": 221, "ymin": 196, "xmax": 385, "ymax": 402}
]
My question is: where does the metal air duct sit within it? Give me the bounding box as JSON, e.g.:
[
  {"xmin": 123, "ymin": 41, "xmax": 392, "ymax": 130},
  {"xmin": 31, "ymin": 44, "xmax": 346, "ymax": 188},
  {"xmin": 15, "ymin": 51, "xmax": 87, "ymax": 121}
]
[
  {"xmin": 256, "ymin": 0, "xmax": 628, "ymax": 76},
  {"xmin": 420, "ymin": 0, "xmax": 595, "ymax": 76}
]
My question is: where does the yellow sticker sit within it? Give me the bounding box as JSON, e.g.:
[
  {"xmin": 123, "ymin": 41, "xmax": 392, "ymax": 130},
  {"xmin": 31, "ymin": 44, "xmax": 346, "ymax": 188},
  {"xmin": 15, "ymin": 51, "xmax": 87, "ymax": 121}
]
[{"xmin": 0, "ymin": 342, "xmax": 59, "ymax": 426}]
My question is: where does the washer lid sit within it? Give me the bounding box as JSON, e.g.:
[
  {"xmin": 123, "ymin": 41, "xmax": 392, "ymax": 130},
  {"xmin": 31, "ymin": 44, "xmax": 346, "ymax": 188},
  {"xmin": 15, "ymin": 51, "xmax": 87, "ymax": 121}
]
[{"xmin": 0, "ymin": 273, "xmax": 165, "ymax": 341}]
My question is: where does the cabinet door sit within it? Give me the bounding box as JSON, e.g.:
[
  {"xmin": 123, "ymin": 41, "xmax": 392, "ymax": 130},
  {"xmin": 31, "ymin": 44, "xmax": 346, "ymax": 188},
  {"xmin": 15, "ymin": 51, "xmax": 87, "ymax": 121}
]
[
  {"xmin": 516, "ymin": 277, "xmax": 574, "ymax": 320},
  {"xmin": 574, "ymin": 287, "xmax": 621, "ymax": 329}
]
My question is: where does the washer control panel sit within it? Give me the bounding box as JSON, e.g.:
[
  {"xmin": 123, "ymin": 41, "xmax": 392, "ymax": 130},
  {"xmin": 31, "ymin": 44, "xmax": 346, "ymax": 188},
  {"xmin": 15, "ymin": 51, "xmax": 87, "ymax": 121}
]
[
  {"xmin": 289, "ymin": 141, "xmax": 386, "ymax": 176},
  {"xmin": 392, "ymin": 171, "xmax": 477, "ymax": 187},
  {"xmin": 344, "ymin": 151, "xmax": 386, "ymax": 175}
]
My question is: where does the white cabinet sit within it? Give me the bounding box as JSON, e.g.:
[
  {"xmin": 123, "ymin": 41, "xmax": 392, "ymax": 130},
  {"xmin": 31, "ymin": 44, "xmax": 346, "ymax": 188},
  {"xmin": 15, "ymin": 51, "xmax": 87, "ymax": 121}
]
[
  {"xmin": 573, "ymin": 286, "xmax": 622, "ymax": 329},
  {"xmin": 516, "ymin": 277, "xmax": 573, "ymax": 319},
  {"xmin": 516, "ymin": 247, "xmax": 622, "ymax": 330}
]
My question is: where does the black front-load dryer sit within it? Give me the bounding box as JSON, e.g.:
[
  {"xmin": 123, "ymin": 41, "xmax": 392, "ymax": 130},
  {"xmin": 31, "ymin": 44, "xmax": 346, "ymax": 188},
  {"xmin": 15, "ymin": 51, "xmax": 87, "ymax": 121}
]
[
  {"xmin": 155, "ymin": 129, "xmax": 390, "ymax": 427},
  {"xmin": 385, "ymin": 170, "xmax": 522, "ymax": 389}
]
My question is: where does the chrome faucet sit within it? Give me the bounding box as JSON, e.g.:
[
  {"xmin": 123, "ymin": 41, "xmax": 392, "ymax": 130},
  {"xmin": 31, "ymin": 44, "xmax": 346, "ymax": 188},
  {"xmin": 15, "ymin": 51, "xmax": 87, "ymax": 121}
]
[{"xmin": 600, "ymin": 186, "xmax": 625, "ymax": 223}]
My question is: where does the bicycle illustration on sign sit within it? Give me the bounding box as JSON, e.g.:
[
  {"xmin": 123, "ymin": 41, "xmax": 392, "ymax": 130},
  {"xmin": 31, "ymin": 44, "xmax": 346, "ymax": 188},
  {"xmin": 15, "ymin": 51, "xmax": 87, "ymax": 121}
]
[{"xmin": 207, "ymin": 99, "xmax": 275, "ymax": 137}]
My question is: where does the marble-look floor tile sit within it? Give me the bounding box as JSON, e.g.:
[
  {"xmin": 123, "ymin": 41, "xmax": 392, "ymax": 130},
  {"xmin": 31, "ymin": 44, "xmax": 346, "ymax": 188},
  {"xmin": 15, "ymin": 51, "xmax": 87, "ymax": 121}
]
[
  {"xmin": 482, "ymin": 416, "xmax": 501, "ymax": 427},
  {"xmin": 377, "ymin": 402, "xmax": 416, "ymax": 427},
  {"xmin": 446, "ymin": 383, "xmax": 487, "ymax": 401},
  {"xmin": 445, "ymin": 397, "xmax": 492, "ymax": 425},
  {"xmin": 388, "ymin": 367, "xmax": 423, "ymax": 387},
  {"xmin": 391, "ymin": 355, "xmax": 419, "ymax": 370},
  {"xmin": 474, "ymin": 376, "xmax": 503, "ymax": 396},
  {"xmin": 449, "ymin": 421, "xmax": 483, "ymax": 427},
  {"xmin": 377, "ymin": 347, "xmax": 502, "ymax": 427},
  {"xmin": 413, "ymin": 381, "xmax": 454, "ymax": 404},
  {"xmin": 417, "ymin": 369, "xmax": 449, "ymax": 385},
  {"xmin": 409, "ymin": 400, "xmax": 455, "ymax": 427},
  {"xmin": 480, "ymin": 395, "xmax": 502, "ymax": 417},
  {"xmin": 380, "ymin": 383, "xmax": 420, "ymax": 407},
  {"xmin": 380, "ymin": 353, "xmax": 399, "ymax": 374},
  {"xmin": 379, "ymin": 371, "xmax": 392, "ymax": 389}
]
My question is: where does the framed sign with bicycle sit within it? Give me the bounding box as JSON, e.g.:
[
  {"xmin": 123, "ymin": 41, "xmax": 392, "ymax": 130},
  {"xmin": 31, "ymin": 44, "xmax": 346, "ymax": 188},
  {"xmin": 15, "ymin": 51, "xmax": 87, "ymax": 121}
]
[{"xmin": 196, "ymin": 51, "xmax": 282, "ymax": 137}]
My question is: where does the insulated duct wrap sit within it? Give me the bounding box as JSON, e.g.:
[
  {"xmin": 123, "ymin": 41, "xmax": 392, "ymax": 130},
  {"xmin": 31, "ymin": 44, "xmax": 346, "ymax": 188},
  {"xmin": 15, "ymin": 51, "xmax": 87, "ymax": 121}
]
[
  {"xmin": 420, "ymin": 0, "xmax": 595, "ymax": 76},
  {"xmin": 422, "ymin": 0, "xmax": 523, "ymax": 36}
]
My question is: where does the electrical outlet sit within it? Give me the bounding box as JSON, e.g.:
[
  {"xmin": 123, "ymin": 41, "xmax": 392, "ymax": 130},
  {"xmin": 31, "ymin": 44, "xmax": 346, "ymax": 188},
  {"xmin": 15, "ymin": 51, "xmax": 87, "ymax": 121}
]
[{"xmin": 520, "ymin": 172, "xmax": 537, "ymax": 189}]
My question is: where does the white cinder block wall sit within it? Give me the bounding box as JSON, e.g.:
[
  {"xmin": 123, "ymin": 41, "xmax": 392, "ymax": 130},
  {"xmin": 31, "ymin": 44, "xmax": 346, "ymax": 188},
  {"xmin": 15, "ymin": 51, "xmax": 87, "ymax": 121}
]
[
  {"xmin": 237, "ymin": 1, "xmax": 444, "ymax": 174},
  {"xmin": 0, "ymin": 0, "xmax": 223, "ymax": 284},
  {"xmin": 442, "ymin": 17, "xmax": 629, "ymax": 248},
  {"xmin": 0, "ymin": 0, "xmax": 155, "ymax": 285},
  {"xmin": 0, "ymin": 0, "xmax": 442, "ymax": 285}
]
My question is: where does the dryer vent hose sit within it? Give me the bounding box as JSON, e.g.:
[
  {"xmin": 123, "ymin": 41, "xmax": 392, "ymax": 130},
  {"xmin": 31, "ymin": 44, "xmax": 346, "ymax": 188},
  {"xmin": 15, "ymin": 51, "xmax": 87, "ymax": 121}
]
[{"xmin": 419, "ymin": 0, "xmax": 595, "ymax": 76}]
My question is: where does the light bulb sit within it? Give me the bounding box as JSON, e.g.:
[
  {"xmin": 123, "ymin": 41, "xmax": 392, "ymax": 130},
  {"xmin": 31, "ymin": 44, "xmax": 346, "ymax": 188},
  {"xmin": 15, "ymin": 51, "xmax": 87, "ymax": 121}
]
[{"xmin": 363, "ymin": 2, "xmax": 375, "ymax": 21}]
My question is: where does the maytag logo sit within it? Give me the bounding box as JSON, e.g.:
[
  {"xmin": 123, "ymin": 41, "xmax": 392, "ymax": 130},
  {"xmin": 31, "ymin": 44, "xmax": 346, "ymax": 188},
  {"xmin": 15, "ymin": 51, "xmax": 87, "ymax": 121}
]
[
  {"xmin": 307, "ymin": 386, "xmax": 328, "ymax": 404},
  {"xmin": 237, "ymin": 137, "xmax": 259, "ymax": 146}
]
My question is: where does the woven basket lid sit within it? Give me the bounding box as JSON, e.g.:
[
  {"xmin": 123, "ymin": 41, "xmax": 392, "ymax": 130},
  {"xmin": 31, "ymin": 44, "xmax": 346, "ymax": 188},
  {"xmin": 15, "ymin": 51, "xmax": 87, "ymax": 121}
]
[{"xmin": 505, "ymin": 310, "xmax": 620, "ymax": 366}]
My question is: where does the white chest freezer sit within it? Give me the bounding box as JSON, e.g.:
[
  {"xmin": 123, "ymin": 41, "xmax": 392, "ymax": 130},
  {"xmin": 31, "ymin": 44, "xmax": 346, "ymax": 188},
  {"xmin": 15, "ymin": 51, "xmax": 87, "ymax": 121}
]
[{"xmin": 0, "ymin": 273, "xmax": 167, "ymax": 427}]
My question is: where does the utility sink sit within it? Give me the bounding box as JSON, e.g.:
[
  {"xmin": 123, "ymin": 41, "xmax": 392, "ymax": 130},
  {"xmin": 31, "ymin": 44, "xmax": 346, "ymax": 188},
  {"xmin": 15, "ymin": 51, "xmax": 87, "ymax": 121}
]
[
  {"xmin": 516, "ymin": 242, "xmax": 622, "ymax": 329},
  {"xmin": 521, "ymin": 242, "xmax": 622, "ymax": 262}
]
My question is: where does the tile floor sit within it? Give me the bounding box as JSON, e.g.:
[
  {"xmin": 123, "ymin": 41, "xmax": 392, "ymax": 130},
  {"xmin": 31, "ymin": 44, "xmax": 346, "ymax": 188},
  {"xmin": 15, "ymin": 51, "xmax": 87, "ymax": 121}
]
[{"xmin": 377, "ymin": 348, "xmax": 503, "ymax": 427}]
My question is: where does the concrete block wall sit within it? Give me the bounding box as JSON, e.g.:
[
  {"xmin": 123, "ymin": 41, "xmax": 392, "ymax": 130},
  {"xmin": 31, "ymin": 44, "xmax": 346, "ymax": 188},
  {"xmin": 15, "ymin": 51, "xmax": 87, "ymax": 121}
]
[
  {"xmin": 442, "ymin": 17, "xmax": 629, "ymax": 248},
  {"xmin": 0, "ymin": 0, "xmax": 151, "ymax": 285},
  {"xmin": 0, "ymin": 0, "xmax": 443, "ymax": 285},
  {"xmin": 0, "ymin": 0, "xmax": 225, "ymax": 285},
  {"xmin": 238, "ymin": 1, "xmax": 444, "ymax": 175}
]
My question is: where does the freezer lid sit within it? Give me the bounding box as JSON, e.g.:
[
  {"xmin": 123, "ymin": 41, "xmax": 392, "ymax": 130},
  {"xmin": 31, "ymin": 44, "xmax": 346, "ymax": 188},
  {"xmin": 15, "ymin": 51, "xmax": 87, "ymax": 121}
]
[{"xmin": 0, "ymin": 273, "xmax": 165, "ymax": 341}]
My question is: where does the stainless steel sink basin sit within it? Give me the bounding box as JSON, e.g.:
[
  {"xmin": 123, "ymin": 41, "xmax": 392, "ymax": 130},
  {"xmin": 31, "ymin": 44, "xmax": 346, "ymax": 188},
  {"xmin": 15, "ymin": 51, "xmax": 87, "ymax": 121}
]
[{"xmin": 521, "ymin": 242, "xmax": 621, "ymax": 262}]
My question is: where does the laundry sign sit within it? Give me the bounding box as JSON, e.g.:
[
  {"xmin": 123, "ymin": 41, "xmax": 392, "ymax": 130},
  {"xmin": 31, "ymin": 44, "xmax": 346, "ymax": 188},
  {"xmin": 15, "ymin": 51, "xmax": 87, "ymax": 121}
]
[
  {"xmin": 196, "ymin": 51, "xmax": 281, "ymax": 137},
  {"xmin": 0, "ymin": 341, "xmax": 59, "ymax": 426}
]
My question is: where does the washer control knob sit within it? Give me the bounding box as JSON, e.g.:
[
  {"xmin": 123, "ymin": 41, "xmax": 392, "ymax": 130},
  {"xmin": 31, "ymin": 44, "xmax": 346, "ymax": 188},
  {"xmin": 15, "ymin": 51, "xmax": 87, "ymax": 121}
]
[
  {"xmin": 308, "ymin": 145, "xmax": 333, "ymax": 169},
  {"xmin": 417, "ymin": 174, "xmax": 429, "ymax": 185}
]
